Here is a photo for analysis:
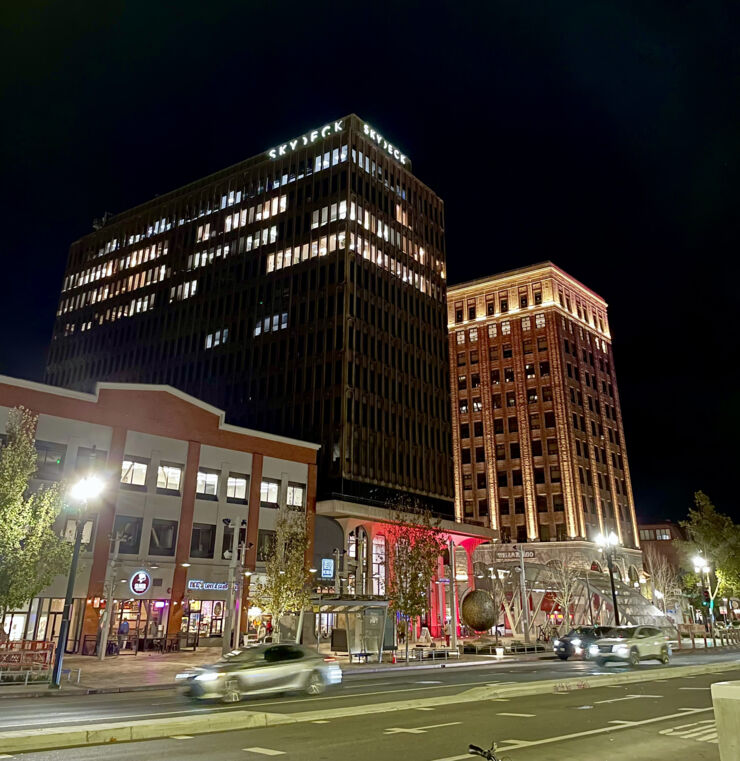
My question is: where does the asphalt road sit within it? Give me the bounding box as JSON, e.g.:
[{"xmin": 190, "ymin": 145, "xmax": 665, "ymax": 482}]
[
  {"xmin": 0, "ymin": 651, "xmax": 736, "ymax": 734},
  {"xmin": 5, "ymin": 668, "xmax": 735, "ymax": 761}
]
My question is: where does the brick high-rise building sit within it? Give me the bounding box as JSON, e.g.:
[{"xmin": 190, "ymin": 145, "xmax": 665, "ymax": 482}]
[
  {"xmin": 45, "ymin": 115, "xmax": 453, "ymax": 514},
  {"xmin": 447, "ymin": 262, "xmax": 639, "ymax": 547}
]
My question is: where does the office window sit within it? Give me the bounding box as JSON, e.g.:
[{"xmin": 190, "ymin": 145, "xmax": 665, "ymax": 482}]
[
  {"xmin": 510, "ymin": 443, "xmax": 521, "ymax": 459},
  {"xmin": 226, "ymin": 474, "xmax": 249, "ymax": 502},
  {"xmin": 149, "ymin": 518, "xmax": 178, "ymax": 556},
  {"xmin": 550, "ymin": 466, "xmax": 562, "ymax": 483},
  {"xmin": 112, "ymin": 515, "xmax": 142, "ymax": 554},
  {"xmin": 75, "ymin": 446, "xmax": 107, "ymax": 475},
  {"xmin": 190, "ymin": 523, "xmax": 216, "ymax": 559},
  {"xmin": 504, "ymin": 367, "xmax": 514, "ymax": 383},
  {"xmin": 35, "ymin": 441, "xmax": 66, "ymax": 480},
  {"xmin": 456, "ymin": 331, "xmax": 465, "ymax": 344},
  {"xmin": 460, "ymin": 423, "xmax": 470, "ymax": 439},
  {"xmin": 156, "ymin": 463, "xmax": 182, "ymax": 492},
  {"xmin": 536, "ymin": 495, "xmax": 548, "ymax": 512},
  {"xmin": 535, "ymin": 313, "xmax": 546, "ymax": 328},
  {"xmin": 521, "ymin": 316, "xmax": 531, "ymax": 331},
  {"xmin": 531, "ymin": 439, "xmax": 543, "ymax": 456},
  {"xmin": 287, "ymin": 482, "xmax": 305, "ymax": 509},
  {"xmin": 196, "ymin": 469, "xmax": 219, "ymax": 498},
  {"xmin": 488, "ymin": 323, "xmax": 497, "ymax": 338},
  {"xmin": 514, "ymin": 497, "xmax": 525, "ymax": 513},
  {"xmin": 501, "ymin": 320, "xmax": 511, "ymax": 335},
  {"xmin": 121, "ymin": 458, "xmax": 148, "ymax": 487},
  {"xmin": 257, "ymin": 529, "xmax": 276, "ymax": 561},
  {"xmin": 508, "ymin": 416, "xmax": 518, "ymax": 432},
  {"xmin": 260, "ymin": 478, "xmax": 280, "ymax": 507},
  {"xmin": 469, "ymin": 327, "xmax": 478, "ymax": 342}
]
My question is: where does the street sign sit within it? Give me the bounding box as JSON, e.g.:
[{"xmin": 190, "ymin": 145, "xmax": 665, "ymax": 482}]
[{"xmin": 321, "ymin": 557, "xmax": 335, "ymax": 579}]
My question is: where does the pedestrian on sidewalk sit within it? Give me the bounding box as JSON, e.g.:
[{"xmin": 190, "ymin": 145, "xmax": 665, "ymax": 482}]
[
  {"xmin": 118, "ymin": 619, "xmax": 129, "ymax": 651},
  {"xmin": 444, "ymin": 619, "xmax": 451, "ymax": 647}
]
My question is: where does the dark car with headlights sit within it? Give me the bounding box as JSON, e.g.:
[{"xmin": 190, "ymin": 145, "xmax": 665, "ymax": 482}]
[
  {"xmin": 176, "ymin": 644, "xmax": 342, "ymax": 702},
  {"xmin": 553, "ymin": 626, "xmax": 613, "ymax": 660}
]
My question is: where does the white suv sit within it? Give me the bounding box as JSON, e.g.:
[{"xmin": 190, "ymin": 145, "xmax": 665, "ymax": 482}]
[{"xmin": 589, "ymin": 626, "xmax": 671, "ymax": 666}]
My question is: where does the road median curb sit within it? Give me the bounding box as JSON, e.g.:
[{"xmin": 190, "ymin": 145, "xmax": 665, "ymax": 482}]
[{"xmin": 1, "ymin": 657, "xmax": 738, "ymax": 754}]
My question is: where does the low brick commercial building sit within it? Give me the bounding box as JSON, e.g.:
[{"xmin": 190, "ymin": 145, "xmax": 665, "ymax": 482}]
[{"xmin": 0, "ymin": 375, "xmax": 319, "ymax": 653}]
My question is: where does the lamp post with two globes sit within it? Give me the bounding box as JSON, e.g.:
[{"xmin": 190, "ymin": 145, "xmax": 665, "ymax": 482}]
[{"xmin": 50, "ymin": 476, "xmax": 105, "ymax": 688}]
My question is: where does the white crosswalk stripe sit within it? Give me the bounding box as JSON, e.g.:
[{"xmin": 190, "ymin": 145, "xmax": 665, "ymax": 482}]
[{"xmin": 659, "ymin": 719, "xmax": 718, "ymax": 745}]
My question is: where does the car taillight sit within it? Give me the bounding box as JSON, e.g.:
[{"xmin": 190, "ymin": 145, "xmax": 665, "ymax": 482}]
[{"xmin": 323, "ymin": 657, "xmax": 337, "ymax": 662}]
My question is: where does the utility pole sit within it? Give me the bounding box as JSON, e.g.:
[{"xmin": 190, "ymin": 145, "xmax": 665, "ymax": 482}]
[
  {"xmin": 98, "ymin": 532, "xmax": 124, "ymax": 661},
  {"xmin": 517, "ymin": 544, "xmax": 530, "ymax": 644},
  {"xmin": 222, "ymin": 519, "xmax": 239, "ymax": 655}
]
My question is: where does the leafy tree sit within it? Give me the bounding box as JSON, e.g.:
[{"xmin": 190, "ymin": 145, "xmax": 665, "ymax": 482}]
[
  {"xmin": 250, "ymin": 508, "xmax": 311, "ymax": 642},
  {"xmin": 0, "ymin": 407, "xmax": 71, "ymax": 626},
  {"xmin": 385, "ymin": 502, "xmax": 446, "ymax": 662},
  {"xmin": 679, "ymin": 491, "xmax": 740, "ymax": 624}
]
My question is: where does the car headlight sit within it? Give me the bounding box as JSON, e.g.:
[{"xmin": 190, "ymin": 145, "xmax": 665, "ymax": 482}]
[
  {"xmin": 615, "ymin": 645, "xmax": 629, "ymax": 656},
  {"xmin": 570, "ymin": 638, "xmax": 581, "ymax": 647},
  {"xmin": 589, "ymin": 644, "xmax": 599, "ymax": 655},
  {"xmin": 175, "ymin": 672, "xmax": 192, "ymax": 680},
  {"xmin": 194, "ymin": 672, "xmax": 222, "ymax": 682},
  {"xmin": 553, "ymin": 639, "xmax": 560, "ymax": 647}
]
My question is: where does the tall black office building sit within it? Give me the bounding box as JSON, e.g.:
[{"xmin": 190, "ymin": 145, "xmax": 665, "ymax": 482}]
[{"xmin": 46, "ymin": 115, "xmax": 453, "ymax": 512}]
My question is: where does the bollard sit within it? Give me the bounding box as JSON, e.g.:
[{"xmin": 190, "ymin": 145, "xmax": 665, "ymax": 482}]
[{"xmin": 712, "ymin": 680, "xmax": 740, "ymax": 761}]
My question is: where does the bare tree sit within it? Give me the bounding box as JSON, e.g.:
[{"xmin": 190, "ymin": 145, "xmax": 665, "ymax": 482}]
[
  {"xmin": 642, "ymin": 544, "xmax": 679, "ymax": 614},
  {"xmin": 546, "ymin": 558, "xmax": 583, "ymax": 630}
]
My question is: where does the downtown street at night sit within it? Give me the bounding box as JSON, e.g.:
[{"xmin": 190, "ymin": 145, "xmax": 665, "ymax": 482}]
[{"xmin": 2, "ymin": 2, "xmax": 740, "ymax": 760}]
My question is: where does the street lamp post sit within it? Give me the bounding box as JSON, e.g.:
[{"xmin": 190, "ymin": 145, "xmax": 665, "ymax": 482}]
[
  {"xmin": 693, "ymin": 556, "xmax": 712, "ymax": 634},
  {"xmin": 51, "ymin": 476, "xmax": 104, "ymax": 689},
  {"xmin": 596, "ymin": 532, "xmax": 621, "ymax": 627}
]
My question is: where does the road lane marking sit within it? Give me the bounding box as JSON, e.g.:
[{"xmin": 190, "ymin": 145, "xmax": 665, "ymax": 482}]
[
  {"xmin": 659, "ymin": 719, "xmax": 718, "ymax": 744},
  {"xmin": 170, "ymin": 735, "xmax": 193, "ymax": 739},
  {"xmin": 415, "ymin": 707, "xmax": 435, "ymax": 711},
  {"xmin": 496, "ymin": 712, "xmax": 535, "ymax": 717},
  {"xmin": 312, "ymin": 720, "xmax": 330, "ymax": 724},
  {"xmin": 416, "ymin": 680, "xmax": 443, "ymax": 684},
  {"xmin": 385, "ymin": 721, "xmax": 461, "ymax": 735},
  {"xmin": 594, "ymin": 694, "xmax": 663, "ymax": 704},
  {"xmin": 242, "ymin": 748, "xmax": 285, "ymax": 756},
  {"xmin": 428, "ymin": 707, "xmax": 714, "ymax": 760},
  {"xmin": 679, "ymin": 686, "xmax": 711, "ymax": 690}
]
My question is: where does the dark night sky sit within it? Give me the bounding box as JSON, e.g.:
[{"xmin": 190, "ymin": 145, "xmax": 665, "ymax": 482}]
[{"xmin": 1, "ymin": 2, "xmax": 739, "ymax": 522}]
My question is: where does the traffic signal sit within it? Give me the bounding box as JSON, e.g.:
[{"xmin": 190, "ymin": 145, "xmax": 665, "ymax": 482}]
[{"xmin": 702, "ymin": 589, "xmax": 710, "ymax": 606}]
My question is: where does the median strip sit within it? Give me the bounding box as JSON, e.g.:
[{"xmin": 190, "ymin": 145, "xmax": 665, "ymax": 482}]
[{"xmin": 1, "ymin": 659, "xmax": 738, "ymax": 754}]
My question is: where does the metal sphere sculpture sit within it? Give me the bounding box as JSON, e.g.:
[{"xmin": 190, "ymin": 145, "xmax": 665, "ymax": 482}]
[{"xmin": 460, "ymin": 589, "xmax": 497, "ymax": 632}]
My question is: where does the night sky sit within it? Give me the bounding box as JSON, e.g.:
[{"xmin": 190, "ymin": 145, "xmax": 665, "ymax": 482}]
[{"xmin": 2, "ymin": 2, "xmax": 738, "ymax": 521}]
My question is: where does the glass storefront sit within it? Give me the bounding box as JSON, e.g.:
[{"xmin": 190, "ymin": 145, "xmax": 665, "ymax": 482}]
[
  {"xmin": 108, "ymin": 599, "xmax": 169, "ymax": 651},
  {"xmin": 182, "ymin": 599, "xmax": 225, "ymax": 640},
  {"xmin": 2, "ymin": 598, "xmax": 83, "ymax": 652}
]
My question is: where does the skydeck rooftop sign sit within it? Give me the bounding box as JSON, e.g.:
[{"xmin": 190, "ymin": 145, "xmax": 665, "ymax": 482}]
[
  {"xmin": 362, "ymin": 122, "xmax": 408, "ymax": 165},
  {"xmin": 267, "ymin": 120, "xmax": 344, "ymax": 159}
]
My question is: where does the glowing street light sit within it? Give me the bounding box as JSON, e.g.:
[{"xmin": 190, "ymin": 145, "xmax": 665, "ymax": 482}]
[
  {"xmin": 51, "ymin": 477, "xmax": 105, "ymax": 689},
  {"xmin": 595, "ymin": 531, "xmax": 621, "ymax": 626}
]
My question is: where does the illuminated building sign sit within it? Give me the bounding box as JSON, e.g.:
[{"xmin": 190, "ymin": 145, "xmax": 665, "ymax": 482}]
[
  {"xmin": 130, "ymin": 570, "xmax": 151, "ymax": 595},
  {"xmin": 362, "ymin": 123, "xmax": 408, "ymax": 165},
  {"xmin": 321, "ymin": 558, "xmax": 335, "ymax": 579},
  {"xmin": 187, "ymin": 579, "xmax": 229, "ymax": 591},
  {"xmin": 267, "ymin": 120, "xmax": 345, "ymax": 159}
]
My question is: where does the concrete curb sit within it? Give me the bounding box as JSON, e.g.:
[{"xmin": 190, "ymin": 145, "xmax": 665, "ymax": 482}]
[{"xmin": 1, "ymin": 656, "xmax": 738, "ymax": 754}]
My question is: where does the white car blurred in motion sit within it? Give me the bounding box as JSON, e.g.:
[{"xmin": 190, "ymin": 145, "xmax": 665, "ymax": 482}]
[{"xmin": 177, "ymin": 644, "xmax": 342, "ymax": 702}]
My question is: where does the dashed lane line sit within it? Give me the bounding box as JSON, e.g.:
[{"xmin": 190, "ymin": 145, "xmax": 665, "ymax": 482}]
[{"xmin": 242, "ymin": 748, "xmax": 285, "ymax": 756}]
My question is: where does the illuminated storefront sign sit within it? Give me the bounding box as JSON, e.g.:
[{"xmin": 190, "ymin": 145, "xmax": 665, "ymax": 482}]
[
  {"xmin": 321, "ymin": 558, "xmax": 335, "ymax": 579},
  {"xmin": 130, "ymin": 570, "xmax": 151, "ymax": 595},
  {"xmin": 267, "ymin": 120, "xmax": 344, "ymax": 159},
  {"xmin": 187, "ymin": 579, "xmax": 229, "ymax": 591},
  {"xmin": 362, "ymin": 123, "xmax": 408, "ymax": 165}
]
